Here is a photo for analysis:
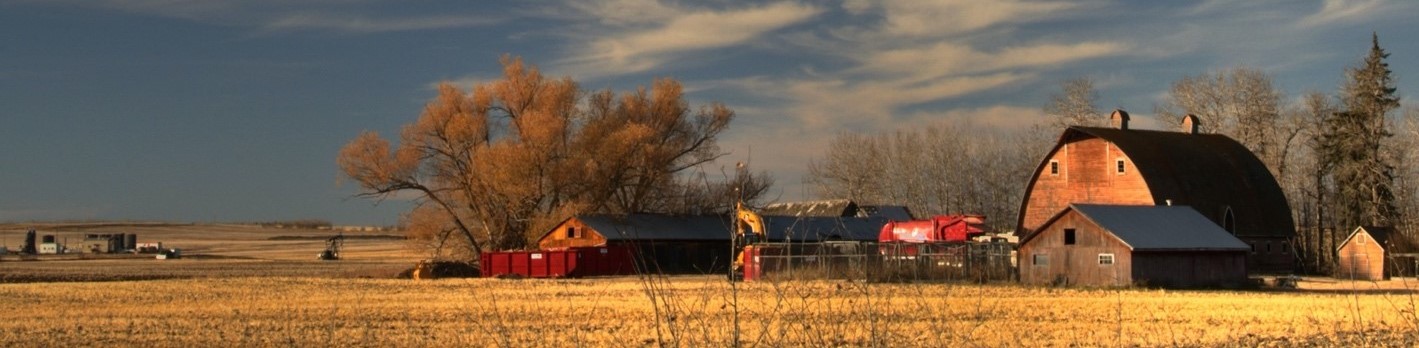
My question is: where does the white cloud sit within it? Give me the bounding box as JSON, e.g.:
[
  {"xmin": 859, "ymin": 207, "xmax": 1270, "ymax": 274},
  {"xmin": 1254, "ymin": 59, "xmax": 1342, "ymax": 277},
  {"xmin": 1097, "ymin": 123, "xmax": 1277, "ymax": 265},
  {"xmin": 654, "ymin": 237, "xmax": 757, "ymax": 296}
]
[
  {"xmin": 876, "ymin": 0, "xmax": 1076, "ymax": 37},
  {"xmin": 31, "ymin": 0, "xmax": 502, "ymax": 34},
  {"xmin": 1299, "ymin": 0, "xmax": 1387, "ymax": 27},
  {"xmin": 559, "ymin": 2, "xmax": 822, "ymax": 77},
  {"xmin": 262, "ymin": 14, "xmax": 501, "ymax": 33},
  {"xmin": 858, "ymin": 41, "xmax": 1127, "ymax": 81}
]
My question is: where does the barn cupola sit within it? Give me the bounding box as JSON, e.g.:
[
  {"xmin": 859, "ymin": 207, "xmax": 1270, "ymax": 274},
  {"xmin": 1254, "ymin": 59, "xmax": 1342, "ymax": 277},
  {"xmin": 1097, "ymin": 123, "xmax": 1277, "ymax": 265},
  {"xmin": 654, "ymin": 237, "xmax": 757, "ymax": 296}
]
[
  {"xmin": 1110, "ymin": 109, "xmax": 1131, "ymax": 130},
  {"xmin": 1181, "ymin": 114, "xmax": 1201, "ymax": 134}
]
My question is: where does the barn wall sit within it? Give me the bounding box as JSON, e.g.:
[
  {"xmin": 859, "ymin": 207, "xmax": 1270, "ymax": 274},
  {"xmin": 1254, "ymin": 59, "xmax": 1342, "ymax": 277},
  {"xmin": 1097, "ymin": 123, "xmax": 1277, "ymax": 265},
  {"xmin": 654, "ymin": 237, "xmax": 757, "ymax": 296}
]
[
  {"xmin": 616, "ymin": 241, "xmax": 733, "ymax": 274},
  {"xmin": 1022, "ymin": 137, "xmax": 1153, "ymax": 233},
  {"xmin": 538, "ymin": 219, "xmax": 608, "ymax": 250},
  {"xmin": 1019, "ymin": 211, "xmax": 1134, "ymax": 287},
  {"xmin": 1337, "ymin": 232, "xmax": 1387, "ymax": 281},
  {"xmin": 1132, "ymin": 251, "xmax": 1248, "ymax": 288},
  {"xmin": 1240, "ymin": 236, "xmax": 1295, "ymax": 274}
]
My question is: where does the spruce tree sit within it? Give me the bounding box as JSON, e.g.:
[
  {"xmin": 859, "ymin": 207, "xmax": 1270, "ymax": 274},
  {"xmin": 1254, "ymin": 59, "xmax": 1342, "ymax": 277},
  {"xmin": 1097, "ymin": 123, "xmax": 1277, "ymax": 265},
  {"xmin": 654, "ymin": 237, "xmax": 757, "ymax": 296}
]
[{"xmin": 1322, "ymin": 33, "xmax": 1400, "ymax": 230}]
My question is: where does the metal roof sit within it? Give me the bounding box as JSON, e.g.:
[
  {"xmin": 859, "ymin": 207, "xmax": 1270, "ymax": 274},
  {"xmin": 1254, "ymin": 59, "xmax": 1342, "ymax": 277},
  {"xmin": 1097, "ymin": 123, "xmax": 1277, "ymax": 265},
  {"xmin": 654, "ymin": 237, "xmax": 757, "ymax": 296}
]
[
  {"xmin": 1069, "ymin": 204, "xmax": 1249, "ymax": 251},
  {"xmin": 579, "ymin": 214, "xmax": 730, "ymax": 241},
  {"xmin": 857, "ymin": 205, "xmax": 915, "ymax": 221},
  {"xmin": 763, "ymin": 216, "xmax": 886, "ymax": 242},
  {"xmin": 761, "ymin": 199, "xmax": 856, "ymax": 217},
  {"xmin": 573, "ymin": 213, "xmax": 886, "ymax": 243}
]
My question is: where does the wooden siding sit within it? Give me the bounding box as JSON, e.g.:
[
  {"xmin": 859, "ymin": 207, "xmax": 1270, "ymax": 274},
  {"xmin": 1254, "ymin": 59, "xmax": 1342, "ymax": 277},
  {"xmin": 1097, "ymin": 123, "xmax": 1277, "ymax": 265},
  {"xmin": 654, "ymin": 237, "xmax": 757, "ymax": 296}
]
[
  {"xmin": 1019, "ymin": 211, "xmax": 1135, "ymax": 287},
  {"xmin": 1337, "ymin": 231, "xmax": 1387, "ymax": 281},
  {"xmin": 1241, "ymin": 236, "xmax": 1295, "ymax": 274},
  {"xmin": 538, "ymin": 218, "xmax": 608, "ymax": 250},
  {"xmin": 1132, "ymin": 251, "xmax": 1248, "ymax": 287},
  {"xmin": 1022, "ymin": 137, "xmax": 1152, "ymax": 234}
]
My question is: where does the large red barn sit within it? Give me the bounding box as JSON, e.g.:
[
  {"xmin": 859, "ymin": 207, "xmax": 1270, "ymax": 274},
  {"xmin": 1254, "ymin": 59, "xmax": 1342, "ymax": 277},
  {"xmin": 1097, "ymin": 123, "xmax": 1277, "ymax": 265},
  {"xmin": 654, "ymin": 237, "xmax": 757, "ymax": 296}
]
[{"xmin": 1017, "ymin": 111, "xmax": 1295, "ymax": 273}]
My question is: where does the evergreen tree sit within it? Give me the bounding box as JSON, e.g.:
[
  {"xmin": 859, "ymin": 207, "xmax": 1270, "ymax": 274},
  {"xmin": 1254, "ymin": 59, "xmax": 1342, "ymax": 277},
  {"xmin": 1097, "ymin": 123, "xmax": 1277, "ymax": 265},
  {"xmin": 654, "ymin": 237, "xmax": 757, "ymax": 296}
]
[{"xmin": 1321, "ymin": 33, "xmax": 1400, "ymax": 230}]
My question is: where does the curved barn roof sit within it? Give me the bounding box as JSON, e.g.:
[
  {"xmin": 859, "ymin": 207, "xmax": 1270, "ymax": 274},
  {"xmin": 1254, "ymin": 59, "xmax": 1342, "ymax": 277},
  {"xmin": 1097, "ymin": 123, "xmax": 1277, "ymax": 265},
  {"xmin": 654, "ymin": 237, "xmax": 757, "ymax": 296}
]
[{"xmin": 1018, "ymin": 126, "xmax": 1294, "ymax": 238}]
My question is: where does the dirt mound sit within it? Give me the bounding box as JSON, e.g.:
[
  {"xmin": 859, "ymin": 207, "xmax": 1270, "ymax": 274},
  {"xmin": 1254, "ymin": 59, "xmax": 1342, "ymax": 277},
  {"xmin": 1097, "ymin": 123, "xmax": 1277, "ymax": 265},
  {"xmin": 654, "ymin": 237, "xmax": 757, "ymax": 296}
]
[{"xmin": 398, "ymin": 261, "xmax": 480, "ymax": 279}]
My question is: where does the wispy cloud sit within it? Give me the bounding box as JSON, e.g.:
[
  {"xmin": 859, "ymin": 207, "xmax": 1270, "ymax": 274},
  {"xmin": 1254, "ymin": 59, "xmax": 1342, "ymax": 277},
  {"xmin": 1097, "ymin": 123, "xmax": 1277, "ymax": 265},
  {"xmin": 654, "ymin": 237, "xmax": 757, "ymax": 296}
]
[
  {"xmin": 873, "ymin": 0, "xmax": 1077, "ymax": 37},
  {"xmin": 262, "ymin": 13, "xmax": 501, "ymax": 33},
  {"xmin": 1299, "ymin": 0, "xmax": 1388, "ymax": 27},
  {"xmin": 29, "ymin": 0, "xmax": 502, "ymax": 34},
  {"xmin": 558, "ymin": 2, "xmax": 822, "ymax": 77}
]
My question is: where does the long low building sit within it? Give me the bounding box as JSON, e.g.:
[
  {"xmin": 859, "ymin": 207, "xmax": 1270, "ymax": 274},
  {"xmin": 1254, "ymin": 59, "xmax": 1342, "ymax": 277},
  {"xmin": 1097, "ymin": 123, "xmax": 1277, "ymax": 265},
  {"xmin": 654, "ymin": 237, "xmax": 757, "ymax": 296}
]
[
  {"xmin": 516, "ymin": 213, "xmax": 889, "ymax": 276},
  {"xmin": 1019, "ymin": 204, "xmax": 1250, "ymax": 288}
]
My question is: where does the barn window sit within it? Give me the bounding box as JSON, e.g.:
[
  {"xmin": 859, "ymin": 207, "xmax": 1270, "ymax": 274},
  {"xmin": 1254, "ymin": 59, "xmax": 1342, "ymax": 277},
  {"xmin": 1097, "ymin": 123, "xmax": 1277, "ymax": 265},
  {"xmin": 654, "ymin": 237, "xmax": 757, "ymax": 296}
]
[
  {"xmin": 1282, "ymin": 242, "xmax": 1290, "ymax": 254},
  {"xmin": 1049, "ymin": 160, "xmax": 1060, "ymax": 176},
  {"xmin": 567, "ymin": 227, "xmax": 576, "ymax": 238},
  {"xmin": 1250, "ymin": 242, "xmax": 1256, "ymax": 254},
  {"xmin": 1098, "ymin": 253, "xmax": 1114, "ymax": 265},
  {"xmin": 1115, "ymin": 159, "xmax": 1125, "ymax": 174},
  {"xmin": 1033, "ymin": 254, "xmax": 1049, "ymax": 266},
  {"xmin": 1223, "ymin": 208, "xmax": 1236, "ymax": 235},
  {"xmin": 1064, "ymin": 229, "xmax": 1076, "ymax": 245},
  {"xmin": 1358, "ymin": 235, "xmax": 1366, "ymax": 244},
  {"xmin": 1266, "ymin": 242, "xmax": 1272, "ymax": 253}
]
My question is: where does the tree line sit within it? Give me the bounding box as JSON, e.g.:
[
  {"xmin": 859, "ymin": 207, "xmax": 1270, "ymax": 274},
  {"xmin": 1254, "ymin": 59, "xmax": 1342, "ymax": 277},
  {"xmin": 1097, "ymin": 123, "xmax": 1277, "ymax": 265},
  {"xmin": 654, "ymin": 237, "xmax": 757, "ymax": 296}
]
[{"xmin": 806, "ymin": 33, "xmax": 1416, "ymax": 274}]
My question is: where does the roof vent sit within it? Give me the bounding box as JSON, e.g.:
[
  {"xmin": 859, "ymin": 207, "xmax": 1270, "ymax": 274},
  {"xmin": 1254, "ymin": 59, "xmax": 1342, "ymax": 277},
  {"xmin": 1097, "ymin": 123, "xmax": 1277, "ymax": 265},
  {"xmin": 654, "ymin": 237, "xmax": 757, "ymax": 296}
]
[
  {"xmin": 1110, "ymin": 109, "xmax": 1130, "ymax": 130},
  {"xmin": 1181, "ymin": 114, "xmax": 1201, "ymax": 134}
]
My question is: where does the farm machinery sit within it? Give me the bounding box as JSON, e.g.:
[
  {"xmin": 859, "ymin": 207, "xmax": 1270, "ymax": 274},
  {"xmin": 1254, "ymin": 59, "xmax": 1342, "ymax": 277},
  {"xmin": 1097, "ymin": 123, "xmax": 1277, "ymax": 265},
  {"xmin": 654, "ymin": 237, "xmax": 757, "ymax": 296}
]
[
  {"xmin": 729, "ymin": 202, "xmax": 767, "ymax": 281},
  {"xmin": 877, "ymin": 214, "xmax": 988, "ymax": 257},
  {"xmin": 318, "ymin": 233, "xmax": 344, "ymax": 261}
]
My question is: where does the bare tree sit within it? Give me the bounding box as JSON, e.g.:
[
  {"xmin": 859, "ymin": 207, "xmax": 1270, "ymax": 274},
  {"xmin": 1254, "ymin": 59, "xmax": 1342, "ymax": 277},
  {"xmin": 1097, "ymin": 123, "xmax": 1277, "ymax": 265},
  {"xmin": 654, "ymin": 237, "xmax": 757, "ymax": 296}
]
[
  {"xmin": 1158, "ymin": 67, "xmax": 1285, "ymax": 174},
  {"xmin": 339, "ymin": 56, "xmax": 746, "ymax": 260},
  {"xmin": 804, "ymin": 123, "xmax": 1041, "ymax": 232},
  {"xmin": 1043, "ymin": 77, "xmax": 1104, "ymax": 128}
]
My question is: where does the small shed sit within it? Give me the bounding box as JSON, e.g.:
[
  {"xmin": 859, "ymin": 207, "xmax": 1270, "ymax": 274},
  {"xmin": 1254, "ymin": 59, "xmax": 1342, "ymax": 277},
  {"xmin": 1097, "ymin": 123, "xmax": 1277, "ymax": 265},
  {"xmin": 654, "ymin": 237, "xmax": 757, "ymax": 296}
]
[
  {"xmin": 1019, "ymin": 204, "xmax": 1249, "ymax": 288},
  {"xmin": 1336, "ymin": 226, "xmax": 1391, "ymax": 281}
]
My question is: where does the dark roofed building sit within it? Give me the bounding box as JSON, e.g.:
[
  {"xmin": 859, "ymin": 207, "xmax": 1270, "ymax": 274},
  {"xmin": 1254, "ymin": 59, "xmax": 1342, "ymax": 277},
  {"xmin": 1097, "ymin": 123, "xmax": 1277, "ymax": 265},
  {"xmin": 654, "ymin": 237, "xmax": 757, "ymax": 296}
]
[
  {"xmin": 761, "ymin": 199, "xmax": 914, "ymax": 221},
  {"xmin": 535, "ymin": 213, "xmax": 887, "ymax": 274},
  {"xmin": 1018, "ymin": 111, "xmax": 1296, "ymax": 273},
  {"xmin": 1019, "ymin": 204, "xmax": 1250, "ymax": 288},
  {"xmin": 761, "ymin": 199, "xmax": 858, "ymax": 217}
]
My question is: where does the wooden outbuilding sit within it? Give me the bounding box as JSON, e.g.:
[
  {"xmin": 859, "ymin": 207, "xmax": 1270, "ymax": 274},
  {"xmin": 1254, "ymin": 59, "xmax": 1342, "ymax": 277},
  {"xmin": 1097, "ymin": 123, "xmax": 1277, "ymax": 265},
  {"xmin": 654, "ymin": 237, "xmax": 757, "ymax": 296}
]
[
  {"xmin": 1336, "ymin": 226, "xmax": 1391, "ymax": 281},
  {"xmin": 1017, "ymin": 111, "xmax": 1296, "ymax": 273},
  {"xmin": 1019, "ymin": 204, "xmax": 1250, "ymax": 288}
]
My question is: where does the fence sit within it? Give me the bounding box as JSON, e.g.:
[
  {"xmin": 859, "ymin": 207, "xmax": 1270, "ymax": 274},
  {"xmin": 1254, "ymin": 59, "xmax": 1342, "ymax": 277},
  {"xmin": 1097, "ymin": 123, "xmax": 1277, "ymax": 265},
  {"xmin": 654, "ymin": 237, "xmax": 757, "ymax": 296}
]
[{"xmin": 747, "ymin": 241, "xmax": 1016, "ymax": 283}]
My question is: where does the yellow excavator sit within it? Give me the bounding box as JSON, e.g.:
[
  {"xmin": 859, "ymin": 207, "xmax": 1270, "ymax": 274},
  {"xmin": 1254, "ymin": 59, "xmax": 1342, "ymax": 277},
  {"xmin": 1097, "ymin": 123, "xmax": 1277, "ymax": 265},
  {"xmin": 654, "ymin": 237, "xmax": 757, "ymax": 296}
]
[{"xmin": 730, "ymin": 202, "xmax": 766, "ymax": 281}]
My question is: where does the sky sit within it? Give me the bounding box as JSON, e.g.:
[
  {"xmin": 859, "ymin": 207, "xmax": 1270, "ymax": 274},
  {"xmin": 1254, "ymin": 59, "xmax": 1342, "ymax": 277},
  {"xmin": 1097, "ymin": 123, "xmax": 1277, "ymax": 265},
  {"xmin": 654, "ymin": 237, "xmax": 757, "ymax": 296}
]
[{"xmin": 2, "ymin": 0, "xmax": 1417, "ymax": 226}]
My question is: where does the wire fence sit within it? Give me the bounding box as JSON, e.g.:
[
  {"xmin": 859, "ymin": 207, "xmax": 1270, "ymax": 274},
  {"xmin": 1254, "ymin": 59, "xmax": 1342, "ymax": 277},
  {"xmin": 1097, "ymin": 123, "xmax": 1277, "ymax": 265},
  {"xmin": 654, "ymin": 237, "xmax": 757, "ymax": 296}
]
[{"xmin": 748, "ymin": 241, "xmax": 1016, "ymax": 283}]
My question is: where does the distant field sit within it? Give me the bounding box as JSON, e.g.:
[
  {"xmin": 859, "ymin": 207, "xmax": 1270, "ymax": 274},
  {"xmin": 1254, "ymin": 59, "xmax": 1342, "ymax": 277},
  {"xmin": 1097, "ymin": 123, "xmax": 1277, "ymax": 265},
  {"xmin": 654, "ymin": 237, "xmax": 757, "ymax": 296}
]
[
  {"xmin": 1, "ymin": 223, "xmax": 1417, "ymax": 346},
  {"xmin": 0, "ymin": 222, "xmax": 419, "ymax": 281}
]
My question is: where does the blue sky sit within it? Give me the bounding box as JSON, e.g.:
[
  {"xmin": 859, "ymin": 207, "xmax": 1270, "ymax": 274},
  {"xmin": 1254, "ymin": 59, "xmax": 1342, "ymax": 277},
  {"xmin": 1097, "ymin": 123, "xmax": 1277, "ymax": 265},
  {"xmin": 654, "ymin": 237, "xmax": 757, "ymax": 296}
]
[{"xmin": 2, "ymin": 0, "xmax": 1415, "ymax": 225}]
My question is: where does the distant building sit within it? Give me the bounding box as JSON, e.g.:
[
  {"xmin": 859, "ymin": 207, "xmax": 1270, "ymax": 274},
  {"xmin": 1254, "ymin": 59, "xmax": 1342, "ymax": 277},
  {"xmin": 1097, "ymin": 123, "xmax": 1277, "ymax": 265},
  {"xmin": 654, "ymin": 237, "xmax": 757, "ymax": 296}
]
[
  {"xmin": 39, "ymin": 242, "xmax": 65, "ymax": 255},
  {"xmin": 1018, "ymin": 204, "xmax": 1249, "ymax": 288},
  {"xmin": 1018, "ymin": 111, "xmax": 1295, "ymax": 274},
  {"xmin": 1336, "ymin": 226, "xmax": 1392, "ymax": 281}
]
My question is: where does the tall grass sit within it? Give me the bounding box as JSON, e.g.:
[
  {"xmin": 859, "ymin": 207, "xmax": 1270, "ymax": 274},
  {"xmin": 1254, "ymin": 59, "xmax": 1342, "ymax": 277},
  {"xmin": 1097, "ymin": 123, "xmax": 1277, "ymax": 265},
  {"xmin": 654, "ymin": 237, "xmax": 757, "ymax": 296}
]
[{"xmin": 2, "ymin": 276, "xmax": 1417, "ymax": 346}]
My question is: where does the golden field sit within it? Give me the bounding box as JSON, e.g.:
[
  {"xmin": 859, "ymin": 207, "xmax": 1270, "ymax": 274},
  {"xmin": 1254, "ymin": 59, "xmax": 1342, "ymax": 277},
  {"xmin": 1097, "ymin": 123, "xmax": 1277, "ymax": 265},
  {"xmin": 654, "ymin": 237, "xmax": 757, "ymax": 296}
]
[
  {"xmin": 1, "ymin": 223, "xmax": 1418, "ymax": 347},
  {"xmin": 1, "ymin": 276, "xmax": 1417, "ymax": 346}
]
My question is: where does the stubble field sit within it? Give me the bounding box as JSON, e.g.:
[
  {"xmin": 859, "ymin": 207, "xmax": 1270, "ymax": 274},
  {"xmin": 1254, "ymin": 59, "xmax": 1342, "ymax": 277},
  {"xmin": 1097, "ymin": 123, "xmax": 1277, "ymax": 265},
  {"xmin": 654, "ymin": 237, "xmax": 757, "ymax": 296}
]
[{"xmin": 1, "ymin": 223, "xmax": 1417, "ymax": 347}]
